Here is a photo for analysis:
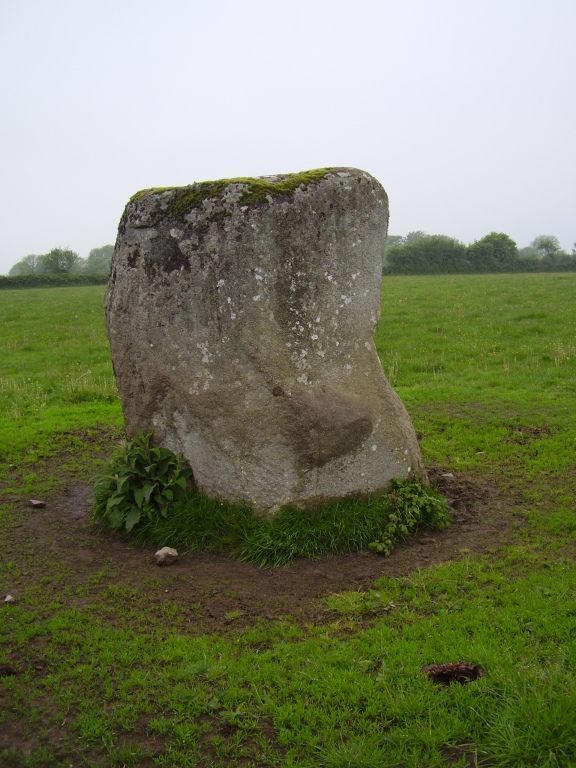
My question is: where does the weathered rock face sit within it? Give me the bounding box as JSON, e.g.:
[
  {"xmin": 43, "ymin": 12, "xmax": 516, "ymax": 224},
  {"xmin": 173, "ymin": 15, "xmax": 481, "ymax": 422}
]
[{"xmin": 105, "ymin": 167, "xmax": 425, "ymax": 511}]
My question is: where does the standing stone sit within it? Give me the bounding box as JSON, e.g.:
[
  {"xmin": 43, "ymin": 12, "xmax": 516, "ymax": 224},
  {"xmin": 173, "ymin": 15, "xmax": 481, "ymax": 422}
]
[{"xmin": 105, "ymin": 167, "xmax": 425, "ymax": 512}]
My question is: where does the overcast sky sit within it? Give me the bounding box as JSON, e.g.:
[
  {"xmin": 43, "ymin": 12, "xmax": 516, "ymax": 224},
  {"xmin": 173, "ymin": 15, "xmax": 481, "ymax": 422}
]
[{"xmin": 1, "ymin": 0, "xmax": 574, "ymax": 274}]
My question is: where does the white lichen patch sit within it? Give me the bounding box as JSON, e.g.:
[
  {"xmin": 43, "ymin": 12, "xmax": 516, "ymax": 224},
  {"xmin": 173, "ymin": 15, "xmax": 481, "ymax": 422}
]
[{"xmin": 196, "ymin": 342, "xmax": 213, "ymax": 364}]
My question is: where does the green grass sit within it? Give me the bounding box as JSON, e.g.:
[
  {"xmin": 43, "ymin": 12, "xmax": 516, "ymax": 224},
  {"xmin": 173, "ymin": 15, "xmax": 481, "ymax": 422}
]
[
  {"xmin": 0, "ymin": 287, "xmax": 117, "ymax": 414},
  {"xmin": 129, "ymin": 480, "xmax": 449, "ymax": 567},
  {"xmin": 2, "ymin": 274, "xmax": 576, "ymax": 766},
  {"xmin": 0, "ymin": 286, "xmax": 122, "ymax": 495},
  {"xmin": 377, "ymin": 273, "xmax": 576, "ymax": 404},
  {"xmin": 3, "ymin": 555, "xmax": 576, "ymax": 766}
]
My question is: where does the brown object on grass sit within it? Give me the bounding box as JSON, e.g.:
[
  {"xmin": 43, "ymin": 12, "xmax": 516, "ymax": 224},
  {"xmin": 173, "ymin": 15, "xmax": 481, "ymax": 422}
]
[
  {"xmin": 0, "ymin": 664, "xmax": 19, "ymax": 677},
  {"xmin": 422, "ymin": 662, "xmax": 486, "ymax": 685}
]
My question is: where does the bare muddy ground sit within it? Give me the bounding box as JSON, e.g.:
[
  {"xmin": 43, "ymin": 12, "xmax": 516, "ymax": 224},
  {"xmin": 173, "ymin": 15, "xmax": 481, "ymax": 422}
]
[{"xmin": 2, "ymin": 470, "xmax": 518, "ymax": 634}]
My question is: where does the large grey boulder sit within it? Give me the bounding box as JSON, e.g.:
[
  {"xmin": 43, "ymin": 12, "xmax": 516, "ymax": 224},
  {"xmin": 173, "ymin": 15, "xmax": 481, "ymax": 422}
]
[{"xmin": 105, "ymin": 168, "xmax": 425, "ymax": 512}]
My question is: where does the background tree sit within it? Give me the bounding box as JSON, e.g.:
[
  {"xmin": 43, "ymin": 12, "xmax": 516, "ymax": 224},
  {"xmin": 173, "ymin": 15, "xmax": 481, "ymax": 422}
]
[
  {"xmin": 7, "ymin": 244, "xmax": 114, "ymax": 277},
  {"xmin": 530, "ymin": 235, "xmax": 564, "ymax": 265},
  {"xmin": 383, "ymin": 235, "xmax": 403, "ymax": 268},
  {"xmin": 84, "ymin": 244, "xmax": 114, "ymax": 273},
  {"xmin": 386, "ymin": 235, "xmax": 468, "ymax": 274},
  {"xmin": 403, "ymin": 230, "xmax": 428, "ymax": 244},
  {"xmin": 467, "ymin": 232, "xmax": 519, "ymax": 271},
  {"xmin": 384, "ymin": 235, "xmax": 404, "ymax": 249},
  {"xmin": 37, "ymin": 247, "xmax": 80, "ymax": 274},
  {"xmin": 383, "ymin": 233, "xmax": 429, "ymax": 270},
  {"xmin": 8, "ymin": 254, "xmax": 41, "ymax": 276},
  {"xmin": 518, "ymin": 245, "xmax": 540, "ymax": 262}
]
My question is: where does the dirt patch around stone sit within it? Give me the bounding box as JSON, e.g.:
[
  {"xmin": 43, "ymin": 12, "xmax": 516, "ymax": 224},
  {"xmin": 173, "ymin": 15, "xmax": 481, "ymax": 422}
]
[{"xmin": 2, "ymin": 468, "xmax": 518, "ymax": 634}]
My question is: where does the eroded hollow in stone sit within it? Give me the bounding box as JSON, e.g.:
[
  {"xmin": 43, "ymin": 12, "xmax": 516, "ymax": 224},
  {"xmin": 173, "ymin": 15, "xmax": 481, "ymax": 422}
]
[{"xmin": 105, "ymin": 167, "xmax": 426, "ymax": 512}]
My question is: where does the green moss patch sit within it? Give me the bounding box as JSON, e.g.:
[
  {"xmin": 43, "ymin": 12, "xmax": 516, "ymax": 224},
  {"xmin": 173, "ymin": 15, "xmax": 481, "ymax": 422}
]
[{"xmin": 130, "ymin": 167, "xmax": 338, "ymax": 220}]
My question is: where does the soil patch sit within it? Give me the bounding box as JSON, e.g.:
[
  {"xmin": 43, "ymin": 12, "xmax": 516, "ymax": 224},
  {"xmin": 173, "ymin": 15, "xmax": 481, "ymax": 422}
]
[{"xmin": 1, "ymin": 469, "xmax": 518, "ymax": 634}]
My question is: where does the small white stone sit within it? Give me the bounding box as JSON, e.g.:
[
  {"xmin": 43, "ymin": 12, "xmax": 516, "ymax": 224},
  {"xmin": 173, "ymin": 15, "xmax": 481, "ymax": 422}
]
[
  {"xmin": 4, "ymin": 595, "xmax": 14, "ymax": 603},
  {"xmin": 155, "ymin": 547, "xmax": 178, "ymax": 566}
]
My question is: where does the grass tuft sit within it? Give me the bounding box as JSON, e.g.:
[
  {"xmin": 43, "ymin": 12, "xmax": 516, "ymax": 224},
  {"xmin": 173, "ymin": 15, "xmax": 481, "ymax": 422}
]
[
  {"xmin": 131, "ymin": 480, "xmax": 450, "ymax": 568},
  {"xmin": 480, "ymin": 673, "xmax": 576, "ymax": 766}
]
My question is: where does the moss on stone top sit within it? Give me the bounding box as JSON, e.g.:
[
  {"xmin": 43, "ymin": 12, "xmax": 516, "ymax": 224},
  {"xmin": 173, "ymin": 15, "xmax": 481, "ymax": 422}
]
[{"xmin": 130, "ymin": 167, "xmax": 338, "ymax": 220}]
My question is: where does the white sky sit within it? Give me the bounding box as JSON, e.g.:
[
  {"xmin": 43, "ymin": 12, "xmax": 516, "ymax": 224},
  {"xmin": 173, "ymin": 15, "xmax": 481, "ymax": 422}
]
[{"xmin": 1, "ymin": 0, "xmax": 574, "ymax": 274}]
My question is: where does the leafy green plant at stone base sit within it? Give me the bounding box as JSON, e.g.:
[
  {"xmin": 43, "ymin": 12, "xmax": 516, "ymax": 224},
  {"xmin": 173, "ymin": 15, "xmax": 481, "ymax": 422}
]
[
  {"xmin": 368, "ymin": 478, "xmax": 451, "ymax": 555},
  {"xmin": 92, "ymin": 431, "xmax": 192, "ymax": 532}
]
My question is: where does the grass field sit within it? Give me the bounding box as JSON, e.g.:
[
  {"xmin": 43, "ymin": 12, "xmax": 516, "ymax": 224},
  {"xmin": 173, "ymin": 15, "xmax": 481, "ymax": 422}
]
[{"xmin": 1, "ymin": 274, "xmax": 575, "ymax": 767}]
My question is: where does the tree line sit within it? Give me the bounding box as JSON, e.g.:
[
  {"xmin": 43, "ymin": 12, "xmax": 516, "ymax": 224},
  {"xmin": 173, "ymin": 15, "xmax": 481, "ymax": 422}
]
[
  {"xmin": 384, "ymin": 233, "xmax": 576, "ymax": 274},
  {"xmin": 7, "ymin": 234, "xmax": 576, "ymax": 280},
  {"xmin": 8, "ymin": 245, "xmax": 114, "ymax": 276}
]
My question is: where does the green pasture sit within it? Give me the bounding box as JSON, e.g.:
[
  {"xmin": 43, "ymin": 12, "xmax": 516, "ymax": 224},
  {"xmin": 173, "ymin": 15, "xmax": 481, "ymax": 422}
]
[
  {"xmin": 0, "ymin": 287, "xmax": 122, "ymax": 496},
  {"xmin": 1, "ymin": 274, "xmax": 576, "ymax": 766}
]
